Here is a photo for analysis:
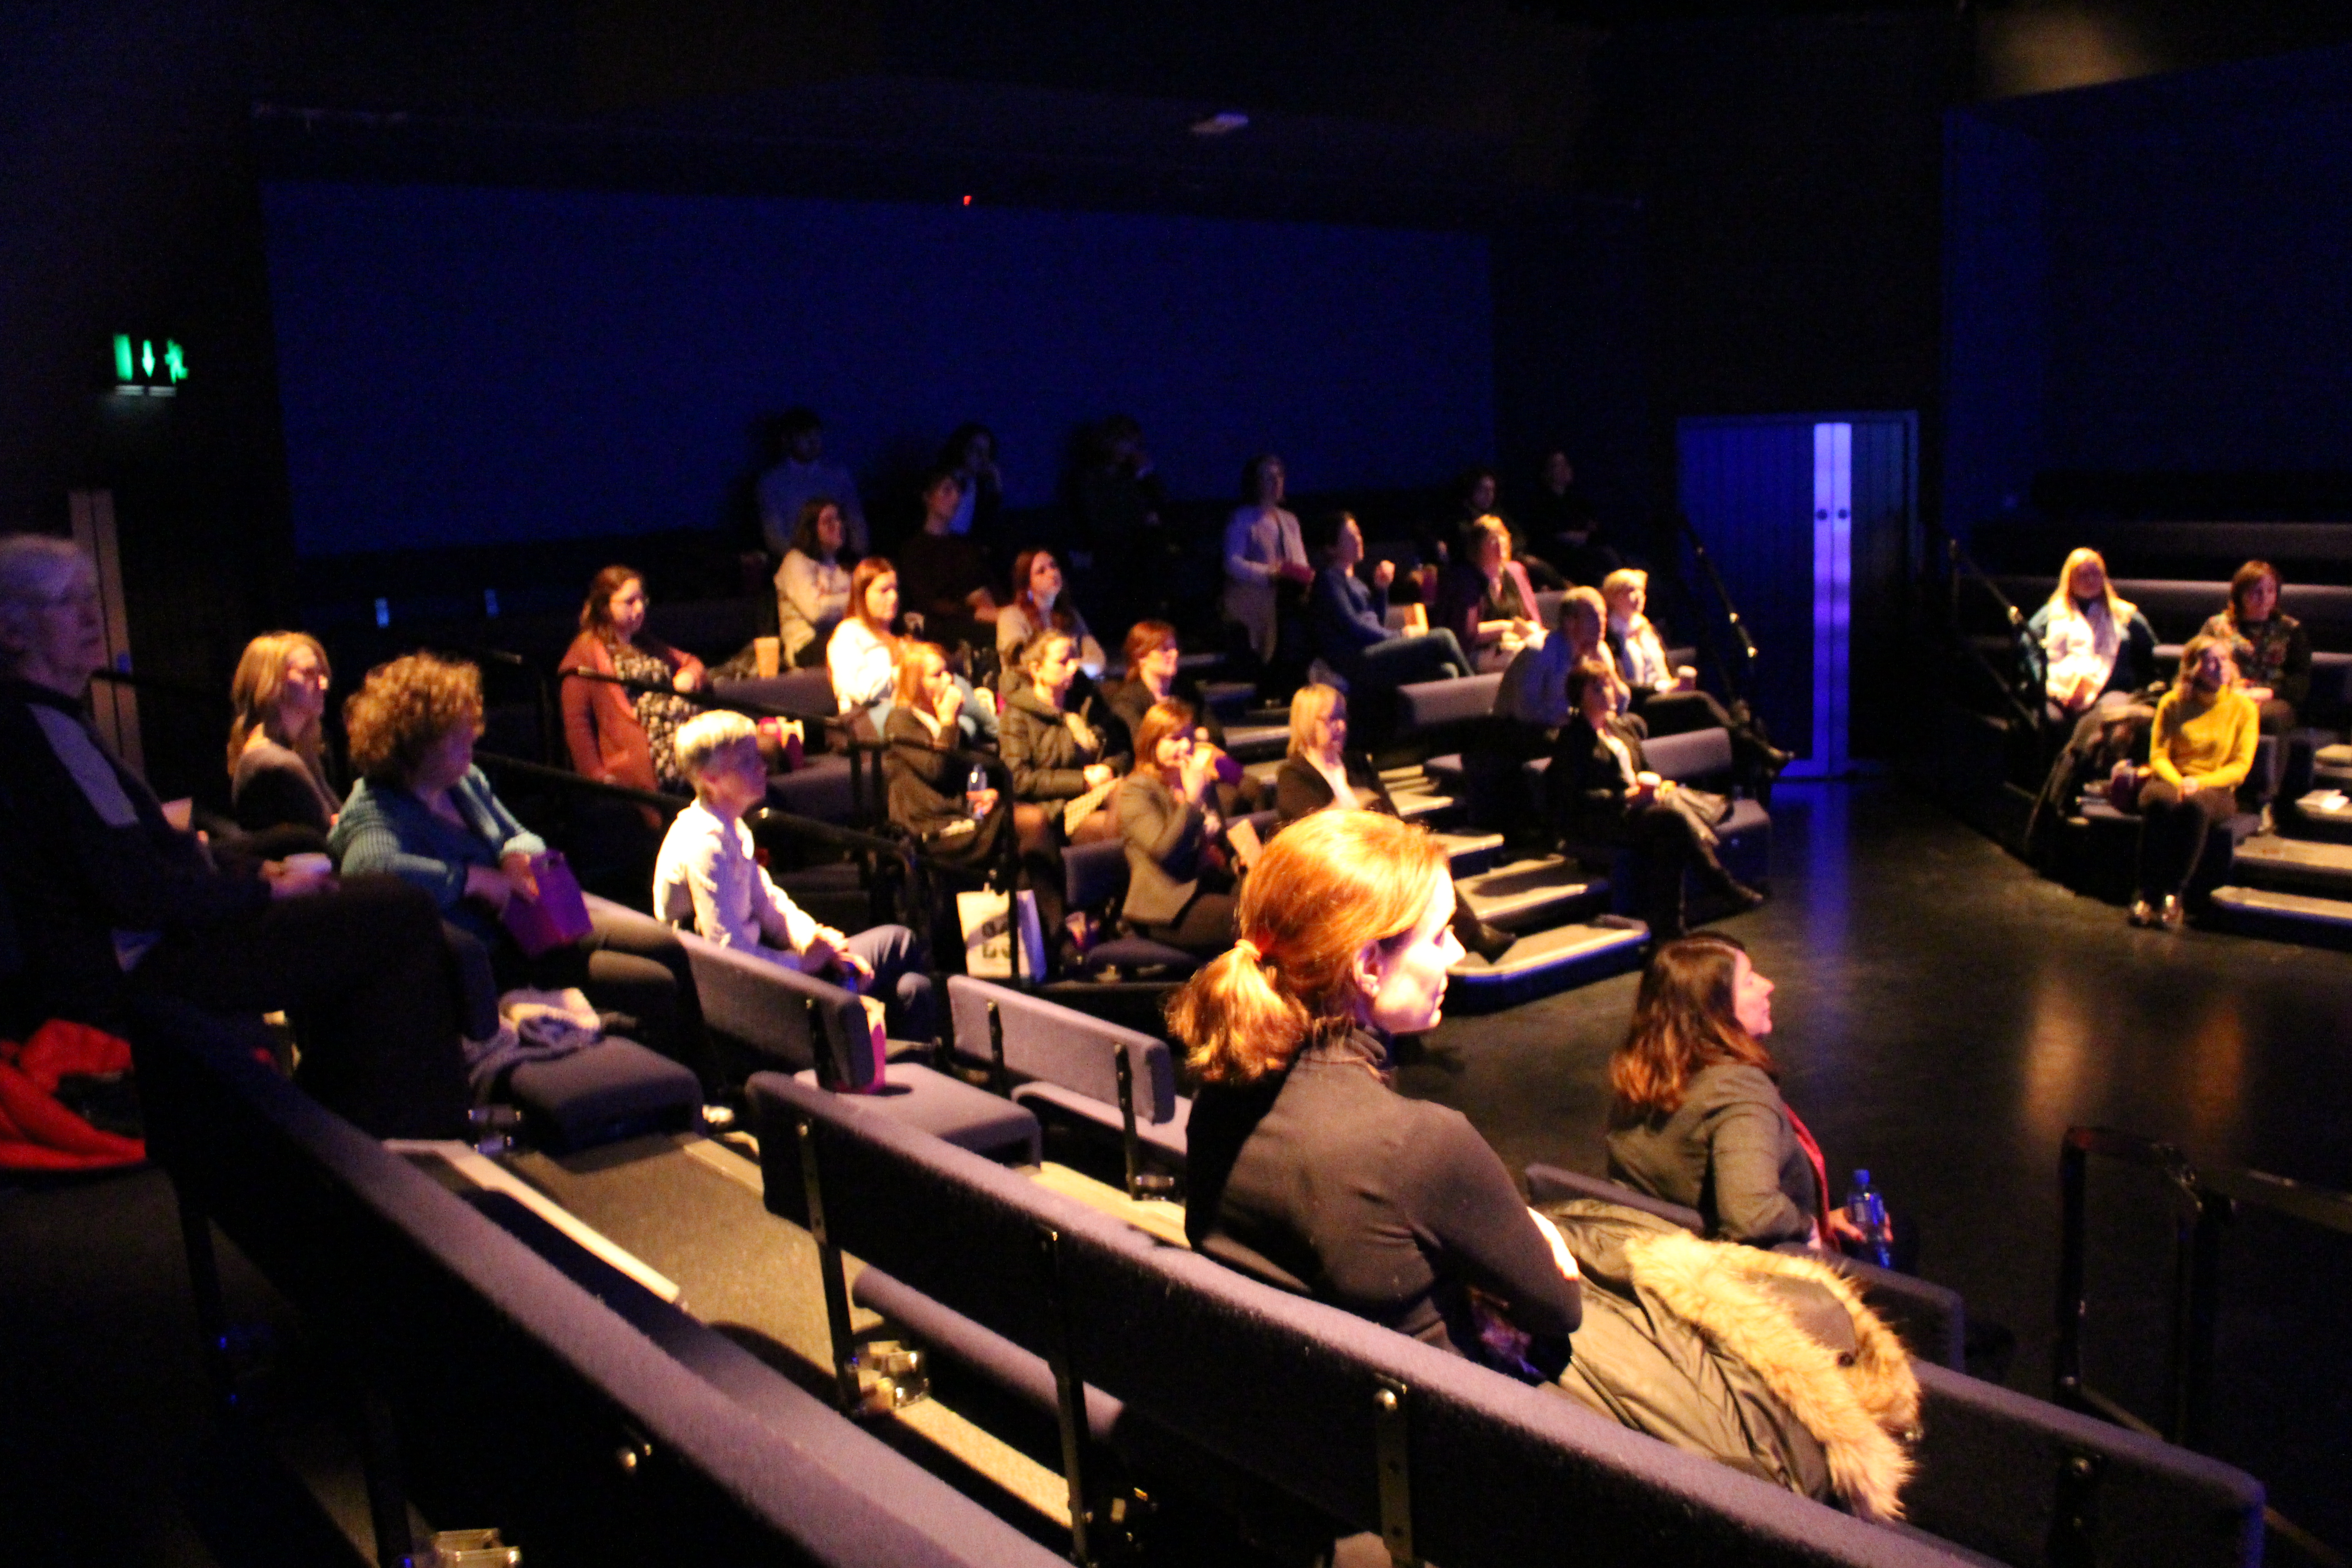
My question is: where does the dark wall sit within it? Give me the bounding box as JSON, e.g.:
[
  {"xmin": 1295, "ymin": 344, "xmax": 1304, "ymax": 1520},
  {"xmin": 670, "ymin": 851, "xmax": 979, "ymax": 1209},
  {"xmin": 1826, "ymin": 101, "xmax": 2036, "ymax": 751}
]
[
  {"xmin": 1575, "ymin": 12, "xmax": 1962, "ymax": 534},
  {"xmin": 1946, "ymin": 43, "xmax": 2352, "ymax": 535},
  {"xmin": 265, "ymin": 181, "xmax": 1495, "ymax": 558}
]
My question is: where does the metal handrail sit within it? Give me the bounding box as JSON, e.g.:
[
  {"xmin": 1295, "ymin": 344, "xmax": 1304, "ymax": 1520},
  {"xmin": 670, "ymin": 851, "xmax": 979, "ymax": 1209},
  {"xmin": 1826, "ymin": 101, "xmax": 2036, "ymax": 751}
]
[
  {"xmin": 1921, "ymin": 523, "xmax": 2042, "ymax": 730},
  {"xmin": 1672, "ymin": 512, "xmax": 1758, "ymax": 704}
]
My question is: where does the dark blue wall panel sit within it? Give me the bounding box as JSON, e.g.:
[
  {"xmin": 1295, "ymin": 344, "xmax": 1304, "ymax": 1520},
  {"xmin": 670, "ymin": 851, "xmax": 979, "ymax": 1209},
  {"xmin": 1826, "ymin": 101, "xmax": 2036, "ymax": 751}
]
[{"xmin": 264, "ymin": 181, "xmax": 1494, "ymax": 556}]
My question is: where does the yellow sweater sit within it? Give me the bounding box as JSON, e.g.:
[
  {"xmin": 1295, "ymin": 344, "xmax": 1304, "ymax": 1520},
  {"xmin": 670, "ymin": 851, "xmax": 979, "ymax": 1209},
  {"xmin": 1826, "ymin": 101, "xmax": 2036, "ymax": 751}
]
[{"xmin": 2149, "ymin": 686, "xmax": 2258, "ymax": 790}]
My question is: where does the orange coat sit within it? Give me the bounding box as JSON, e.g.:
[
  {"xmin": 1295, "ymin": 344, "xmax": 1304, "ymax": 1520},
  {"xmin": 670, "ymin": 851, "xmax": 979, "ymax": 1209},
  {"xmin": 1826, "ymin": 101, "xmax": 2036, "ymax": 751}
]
[{"xmin": 558, "ymin": 629, "xmax": 704, "ymax": 792}]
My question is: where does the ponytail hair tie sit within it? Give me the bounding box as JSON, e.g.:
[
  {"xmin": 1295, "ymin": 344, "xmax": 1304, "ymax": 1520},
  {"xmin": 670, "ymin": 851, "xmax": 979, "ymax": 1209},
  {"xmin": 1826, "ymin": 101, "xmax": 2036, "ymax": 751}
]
[{"xmin": 1232, "ymin": 937, "xmax": 1262, "ymax": 965}]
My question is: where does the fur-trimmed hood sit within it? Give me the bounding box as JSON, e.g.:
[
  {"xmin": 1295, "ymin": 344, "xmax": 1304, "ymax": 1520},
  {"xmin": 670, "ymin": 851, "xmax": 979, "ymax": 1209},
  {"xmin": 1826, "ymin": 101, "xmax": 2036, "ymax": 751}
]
[{"xmin": 1621, "ymin": 1228, "xmax": 1920, "ymax": 1520}]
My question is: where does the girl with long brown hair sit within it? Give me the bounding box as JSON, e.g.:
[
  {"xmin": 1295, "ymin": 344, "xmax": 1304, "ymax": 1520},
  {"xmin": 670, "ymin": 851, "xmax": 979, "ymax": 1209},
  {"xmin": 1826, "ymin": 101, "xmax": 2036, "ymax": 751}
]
[
  {"xmin": 559, "ymin": 564, "xmax": 706, "ymax": 792},
  {"xmin": 228, "ymin": 631, "xmax": 339, "ymax": 837},
  {"xmin": 1605, "ymin": 932, "xmax": 1862, "ymax": 1251}
]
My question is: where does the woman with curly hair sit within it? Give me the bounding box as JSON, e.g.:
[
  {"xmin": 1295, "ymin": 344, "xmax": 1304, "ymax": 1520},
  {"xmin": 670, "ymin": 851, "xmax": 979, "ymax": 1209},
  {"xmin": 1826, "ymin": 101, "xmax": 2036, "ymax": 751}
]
[{"xmin": 331, "ymin": 653, "xmax": 717, "ymax": 1092}]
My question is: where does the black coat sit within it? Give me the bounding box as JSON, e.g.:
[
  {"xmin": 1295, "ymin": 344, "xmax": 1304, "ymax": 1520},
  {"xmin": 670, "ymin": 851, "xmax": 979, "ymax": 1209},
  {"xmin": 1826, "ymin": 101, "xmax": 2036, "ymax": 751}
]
[
  {"xmin": 1272, "ymin": 753, "xmax": 1396, "ymax": 828},
  {"xmin": 999, "ymin": 684, "xmax": 1130, "ymax": 804},
  {"xmin": 1105, "ymin": 674, "xmax": 1227, "ymax": 753},
  {"xmin": 1544, "ymin": 710, "xmax": 1651, "ymax": 845},
  {"xmin": 882, "ymin": 706, "xmax": 1008, "ymax": 869}
]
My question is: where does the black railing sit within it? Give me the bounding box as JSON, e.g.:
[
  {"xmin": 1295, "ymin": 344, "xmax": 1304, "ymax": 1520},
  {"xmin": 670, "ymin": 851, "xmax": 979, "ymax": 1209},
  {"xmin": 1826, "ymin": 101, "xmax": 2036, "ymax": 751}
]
[
  {"xmin": 2057, "ymin": 1124, "xmax": 2352, "ymax": 1566},
  {"xmin": 1673, "ymin": 511, "xmax": 1758, "ymax": 705},
  {"xmin": 1923, "ymin": 522, "xmax": 2042, "ymax": 732}
]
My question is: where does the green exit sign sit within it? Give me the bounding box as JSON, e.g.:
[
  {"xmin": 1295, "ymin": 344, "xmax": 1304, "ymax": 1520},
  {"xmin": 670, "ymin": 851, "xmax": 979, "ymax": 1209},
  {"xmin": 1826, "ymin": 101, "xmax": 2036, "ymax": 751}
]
[{"xmin": 112, "ymin": 334, "xmax": 186, "ymax": 397}]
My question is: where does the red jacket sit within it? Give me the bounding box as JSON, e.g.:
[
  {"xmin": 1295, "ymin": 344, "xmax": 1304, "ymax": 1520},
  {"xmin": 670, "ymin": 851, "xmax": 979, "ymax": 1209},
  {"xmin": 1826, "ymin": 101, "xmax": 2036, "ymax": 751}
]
[{"xmin": 558, "ymin": 629, "xmax": 705, "ymax": 792}]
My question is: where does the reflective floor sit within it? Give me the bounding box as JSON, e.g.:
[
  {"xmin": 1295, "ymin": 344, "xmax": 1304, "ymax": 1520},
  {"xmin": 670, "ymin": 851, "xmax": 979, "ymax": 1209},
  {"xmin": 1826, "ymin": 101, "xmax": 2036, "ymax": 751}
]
[{"xmin": 1410, "ymin": 779, "xmax": 2352, "ymax": 1542}]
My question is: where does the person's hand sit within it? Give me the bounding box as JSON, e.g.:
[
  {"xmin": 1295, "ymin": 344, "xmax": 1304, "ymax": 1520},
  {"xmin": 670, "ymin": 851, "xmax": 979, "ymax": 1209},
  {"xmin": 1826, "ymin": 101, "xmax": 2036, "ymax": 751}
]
[
  {"xmin": 2178, "ymin": 777, "xmax": 2199, "ymax": 797},
  {"xmin": 2245, "ymin": 684, "xmax": 2274, "ymax": 703},
  {"xmin": 466, "ymin": 862, "xmax": 517, "ymax": 911},
  {"xmin": 1529, "ymin": 1209, "xmax": 1580, "ymax": 1281},
  {"xmin": 828, "ymin": 938, "xmax": 875, "ymax": 985},
  {"xmin": 1824, "ymin": 1207, "xmax": 1871, "ymax": 1246},
  {"xmin": 262, "ymin": 859, "xmax": 336, "ymax": 900},
  {"xmin": 801, "ymin": 930, "xmax": 840, "ymax": 974},
  {"xmin": 1372, "ymin": 559, "xmax": 1396, "ymax": 590},
  {"xmin": 501, "ymin": 850, "xmax": 541, "ymax": 902},
  {"xmin": 672, "ymin": 665, "xmax": 705, "ymax": 693},
  {"xmin": 932, "ymin": 683, "xmax": 964, "ymax": 728},
  {"xmin": 1181, "ymin": 746, "xmax": 1219, "ymax": 797},
  {"xmin": 1083, "ymin": 762, "xmax": 1115, "ymax": 789},
  {"xmin": 1279, "ymin": 560, "xmax": 1315, "ymax": 585}
]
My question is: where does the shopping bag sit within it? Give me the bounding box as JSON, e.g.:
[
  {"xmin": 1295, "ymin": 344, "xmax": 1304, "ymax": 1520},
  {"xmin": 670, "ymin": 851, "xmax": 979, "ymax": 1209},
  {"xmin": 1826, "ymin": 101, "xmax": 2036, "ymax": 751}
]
[{"xmin": 500, "ymin": 852, "xmax": 593, "ymax": 957}]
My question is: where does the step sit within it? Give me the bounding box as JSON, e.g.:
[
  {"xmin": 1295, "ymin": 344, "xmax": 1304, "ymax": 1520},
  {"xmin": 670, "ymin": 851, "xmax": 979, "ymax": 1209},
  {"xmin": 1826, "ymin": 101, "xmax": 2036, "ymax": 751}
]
[
  {"xmin": 1455, "ymin": 855, "xmax": 1610, "ymax": 930},
  {"xmin": 2286, "ymin": 789, "xmax": 2352, "ymax": 843},
  {"xmin": 1388, "ymin": 788, "xmax": 1458, "ymax": 824},
  {"xmin": 2225, "ymin": 832, "xmax": 2352, "ymax": 897},
  {"xmin": 1445, "ymin": 917, "xmax": 1650, "ymax": 1013},
  {"xmin": 1431, "ymin": 828, "xmax": 1507, "ymax": 876},
  {"xmin": 2210, "ymin": 884, "xmax": 2352, "ymax": 936}
]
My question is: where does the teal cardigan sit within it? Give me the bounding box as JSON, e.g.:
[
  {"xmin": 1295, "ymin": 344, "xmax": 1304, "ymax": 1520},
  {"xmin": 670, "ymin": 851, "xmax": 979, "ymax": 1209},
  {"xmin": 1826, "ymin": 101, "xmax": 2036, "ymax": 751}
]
[{"xmin": 328, "ymin": 767, "xmax": 545, "ymax": 942}]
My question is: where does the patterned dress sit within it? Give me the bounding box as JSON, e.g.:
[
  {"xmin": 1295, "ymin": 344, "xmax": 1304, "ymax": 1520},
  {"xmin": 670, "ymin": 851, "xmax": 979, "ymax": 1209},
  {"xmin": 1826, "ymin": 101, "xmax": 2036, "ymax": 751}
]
[{"xmin": 610, "ymin": 639, "xmax": 697, "ymax": 790}]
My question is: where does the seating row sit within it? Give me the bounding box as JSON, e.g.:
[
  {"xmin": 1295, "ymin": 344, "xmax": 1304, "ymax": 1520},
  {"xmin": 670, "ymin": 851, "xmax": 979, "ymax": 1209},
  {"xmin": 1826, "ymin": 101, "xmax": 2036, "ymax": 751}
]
[
  {"xmin": 126, "ymin": 995, "xmax": 1068, "ymax": 1568},
  {"xmin": 750, "ymin": 1069, "xmax": 2267, "ymax": 1568}
]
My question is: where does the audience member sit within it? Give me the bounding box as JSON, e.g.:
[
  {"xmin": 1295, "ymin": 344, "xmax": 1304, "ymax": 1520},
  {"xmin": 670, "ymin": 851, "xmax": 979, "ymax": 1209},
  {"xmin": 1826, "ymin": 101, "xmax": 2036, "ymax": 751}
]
[
  {"xmin": 1528, "ymin": 449, "xmax": 1621, "ymax": 587},
  {"xmin": 2200, "ymin": 559, "xmax": 2310, "ymax": 735},
  {"xmin": 228, "ymin": 631, "xmax": 339, "ymax": 843},
  {"xmin": 2023, "ymin": 548, "xmax": 2158, "ymax": 725},
  {"xmin": 774, "ymin": 499, "xmax": 854, "ymax": 669},
  {"xmin": 1305, "ymin": 512, "xmax": 1470, "ymax": 699},
  {"xmin": 1495, "ymin": 592, "xmax": 1581, "ymax": 735},
  {"xmin": 656, "ymin": 711, "xmax": 932, "ymax": 1041},
  {"xmin": 1274, "ymin": 684, "xmax": 1517, "ymax": 962},
  {"xmin": 1603, "ymin": 567, "xmax": 1790, "ymax": 791},
  {"xmin": 896, "ymin": 467, "xmax": 1000, "ymax": 655},
  {"xmin": 1106, "ymin": 621, "xmax": 1259, "ymax": 814},
  {"xmin": 1174, "ymin": 808, "xmax": 1579, "ymax": 1374},
  {"xmin": 827, "ymin": 557, "xmax": 903, "ymax": 735},
  {"xmin": 560, "ymin": 566, "xmax": 707, "ymax": 794},
  {"xmin": 1221, "ymin": 453, "xmax": 1312, "ymax": 668},
  {"xmin": 1453, "ymin": 466, "xmax": 1564, "ymax": 591},
  {"xmin": 937, "ymin": 423, "xmax": 1003, "ymax": 541},
  {"xmin": 2127, "ymin": 634, "xmax": 2258, "ymax": 930},
  {"xmin": 1069, "ymin": 415, "xmax": 1166, "ymax": 563},
  {"xmin": 0, "ymin": 535, "xmax": 465, "ymax": 1137},
  {"xmin": 1000, "ymin": 630, "xmax": 1128, "ymax": 844},
  {"xmin": 1435, "ymin": 517, "xmax": 1541, "ymax": 674},
  {"xmin": 1606, "ymin": 932, "xmax": 1866, "ymax": 1253},
  {"xmin": 995, "ymin": 548, "xmax": 1106, "ymax": 690},
  {"xmin": 1112, "ymin": 700, "xmax": 1243, "ymax": 957},
  {"xmin": 1546, "ymin": 660, "xmax": 1762, "ymax": 939},
  {"xmin": 881, "ymin": 642, "xmax": 1013, "ymax": 876},
  {"xmin": 757, "ymin": 407, "xmax": 867, "ymax": 557},
  {"xmin": 331, "ymin": 653, "xmax": 716, "ymax": 1093}
]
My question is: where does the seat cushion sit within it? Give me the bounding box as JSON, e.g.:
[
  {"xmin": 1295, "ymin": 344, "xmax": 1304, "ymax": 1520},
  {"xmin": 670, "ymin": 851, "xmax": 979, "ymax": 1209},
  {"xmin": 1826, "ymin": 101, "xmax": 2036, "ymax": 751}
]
[
  {"xmin": 506, "ymin": 1038, "xmax": 701, "ymax": 1152},
  {"xmin": 790, "ymin": 1062, "xmax": 1040, "ymax": 1164},
  {"xmin": 1084, "ymin": 936, "xmax": 1201, "ymax": 976},
  {"xmin": 765, "ymin": 753, "xmax": 857, "ymax": 822}
]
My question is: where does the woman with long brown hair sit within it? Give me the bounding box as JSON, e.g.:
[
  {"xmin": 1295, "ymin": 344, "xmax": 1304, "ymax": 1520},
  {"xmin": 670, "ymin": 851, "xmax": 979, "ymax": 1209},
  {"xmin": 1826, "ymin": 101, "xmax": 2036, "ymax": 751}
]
[
  {"xmin": 559, "ymin": 564, "xmax": 706, "ymax": 792},
  {"xmin": 827, "ymin": 555, "xmax": 904, "ymax": 732},
  {"xmin": 994, "ymin": 547, "xmax": 1105, "ymax": 689},
  {"xmin": 227, "ymin": 631, "xmax": 339, "ymax": 838},
  {"xmin": 1605, "ymin": 932, "xmax": 1862, "ymax": 1251},
  {"xmin": 1176, "ymin": 810, "xmax": 1579, "ymax": 1372}
]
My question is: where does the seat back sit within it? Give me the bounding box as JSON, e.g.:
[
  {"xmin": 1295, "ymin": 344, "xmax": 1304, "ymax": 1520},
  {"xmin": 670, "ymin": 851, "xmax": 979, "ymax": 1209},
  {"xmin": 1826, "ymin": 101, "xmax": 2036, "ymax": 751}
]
[
  {"xmin": 750, "ymin": 1072, "xmax": 1977, "ymax": 1568},
  {"xmin": 1062, "ymin": 837, "xmax": 1131, "ymax": 913},
  {"xmin": 1643, "ymin": 725, "xmax": 1735, "ymax": 784},
  {"xmin": 716, "ymin": 668, "xmax": 840, "ymax": 746},
  {"xmin": 1394, "ymin": 672, "xmax": 1504, "ymax": 734},
  {"xmin": 1519, "ymin": 1168, "xmax": 2259, "ymax": 1563},
  {"xmin": 130, "ymin": 997, "xmax": 1065, "ymax": 1568},
  {"xmin": 946, "ymin": 975, "xmax": 1177, "ymax": 1124}
]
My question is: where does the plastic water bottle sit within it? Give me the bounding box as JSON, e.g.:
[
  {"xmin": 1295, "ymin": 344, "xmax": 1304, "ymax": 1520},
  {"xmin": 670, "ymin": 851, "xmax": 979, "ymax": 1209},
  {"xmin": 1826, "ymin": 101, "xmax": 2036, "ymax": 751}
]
[
  {"xmin": 965, "ymin": 764, "xmax": 990, "ymax": 818},
  {"xmin": 1844, "ymin": 1169, "xmax": 1895, "ymax": 1268}
]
